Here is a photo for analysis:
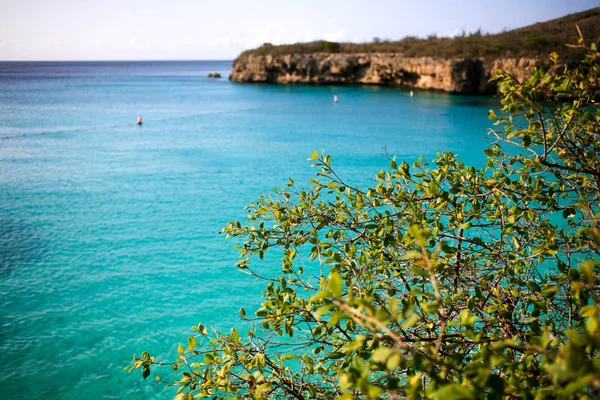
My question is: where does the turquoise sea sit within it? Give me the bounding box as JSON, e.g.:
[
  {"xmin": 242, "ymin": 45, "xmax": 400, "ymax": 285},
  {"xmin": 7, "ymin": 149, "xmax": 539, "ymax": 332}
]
[{"xmin": 0, "ymin": 60, "xmax": 498, "ymax": 399}]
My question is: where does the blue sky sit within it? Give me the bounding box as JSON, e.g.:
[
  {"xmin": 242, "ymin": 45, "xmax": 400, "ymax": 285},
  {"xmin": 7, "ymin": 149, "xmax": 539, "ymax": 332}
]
[{"xmin": 0, "ymin": 0, "xmax": 597, "ymax": 60}]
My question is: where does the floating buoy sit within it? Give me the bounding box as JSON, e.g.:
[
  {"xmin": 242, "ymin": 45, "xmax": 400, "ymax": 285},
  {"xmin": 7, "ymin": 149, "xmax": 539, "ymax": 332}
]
[
  {"xmin": 136, "ymin": 116, "xmax": 143, "ymax": 125},
  {"xmin": 333, "ymin": 95, "xmax": 338, "ymax": 103},
  {"xmin": 409, "ymin": 91, "xmax": 414, "ymax": 97}
]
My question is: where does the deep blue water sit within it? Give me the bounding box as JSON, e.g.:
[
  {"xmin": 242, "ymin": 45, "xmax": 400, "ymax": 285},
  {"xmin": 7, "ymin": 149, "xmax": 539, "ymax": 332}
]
[{"xmin": 0, "ymin": 60, "xmax": 498, "ymax": 399}]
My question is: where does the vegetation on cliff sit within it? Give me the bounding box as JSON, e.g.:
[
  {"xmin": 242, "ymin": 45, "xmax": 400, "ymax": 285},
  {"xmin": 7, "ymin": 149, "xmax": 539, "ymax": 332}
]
[
  {"xmin": 237, "ymin": 8, "xmax": 599, "ymax": 62},
  {"xmin": 131, "ymin": 39, "xmax": 600, "ymax": 398}
]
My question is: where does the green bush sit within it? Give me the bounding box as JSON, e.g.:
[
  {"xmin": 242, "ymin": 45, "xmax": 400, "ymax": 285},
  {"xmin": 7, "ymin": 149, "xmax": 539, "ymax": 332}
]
[
  {"xmin": 319, "ymin": 41, "xmax": 341, "ymax": 53},
  {"xmin": 523, "ymin": 32, "xmax": 551, "ymax": 52},
  {"xmin": 130, "ymin": 43, "xmax": 600, "ymax": 399}
]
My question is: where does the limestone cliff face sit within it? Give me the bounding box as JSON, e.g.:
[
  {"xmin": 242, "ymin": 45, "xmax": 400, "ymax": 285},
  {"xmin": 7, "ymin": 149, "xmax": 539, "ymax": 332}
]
[{"xmin": 229, "ymin": 53, "xmax": 542, "ymax": 94}]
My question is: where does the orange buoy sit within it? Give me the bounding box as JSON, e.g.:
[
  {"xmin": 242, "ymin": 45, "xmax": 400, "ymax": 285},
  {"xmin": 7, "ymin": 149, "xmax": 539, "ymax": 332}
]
[
  {"xmin": 136, "ymin": 116, "xmax": 143, "ymax": 125},
  {"xmin": 333, "ymin": 95, "xmax": 338, "ymax": 103}
]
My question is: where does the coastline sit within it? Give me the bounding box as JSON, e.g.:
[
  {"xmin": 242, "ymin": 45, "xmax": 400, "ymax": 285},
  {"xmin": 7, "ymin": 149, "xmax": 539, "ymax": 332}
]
[{"xmin": 229, "ymin": 53, "xmax": 544, "ymax": 95}]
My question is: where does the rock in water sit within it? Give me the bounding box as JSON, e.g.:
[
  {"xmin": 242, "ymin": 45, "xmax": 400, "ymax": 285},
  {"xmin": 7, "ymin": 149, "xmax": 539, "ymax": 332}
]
[{"xmin": 208, "ymin": 73, "xmax": 222, "ymax": 78}]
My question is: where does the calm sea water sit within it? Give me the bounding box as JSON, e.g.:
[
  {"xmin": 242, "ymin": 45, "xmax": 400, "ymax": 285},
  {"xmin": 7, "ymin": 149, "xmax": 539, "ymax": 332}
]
[{"xmin": 0, "ymin": 60, "xmax": 498, "ymax": 399}]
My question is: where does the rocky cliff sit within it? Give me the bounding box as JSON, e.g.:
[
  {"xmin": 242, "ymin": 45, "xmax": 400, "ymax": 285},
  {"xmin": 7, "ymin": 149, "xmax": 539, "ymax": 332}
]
[{"xmin": 229, "ymin": 53, "xmax": 542, "ymax": 94}]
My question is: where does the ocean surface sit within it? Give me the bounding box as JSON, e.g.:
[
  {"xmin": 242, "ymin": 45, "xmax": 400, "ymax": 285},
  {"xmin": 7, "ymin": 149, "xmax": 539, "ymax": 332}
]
[{"xmin": 0, "ymin": 60, "xmax": 498, "ymax": 399}]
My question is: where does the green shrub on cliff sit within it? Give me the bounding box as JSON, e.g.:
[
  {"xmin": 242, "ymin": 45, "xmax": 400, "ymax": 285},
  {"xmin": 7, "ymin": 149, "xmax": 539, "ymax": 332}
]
[
  {"xmin": 319, "ymin": 41, "xmax": 341, "ymax": 53},
  {"xmin": 129, "ymin": 42, "xmax": 600, "ymax": 398}
]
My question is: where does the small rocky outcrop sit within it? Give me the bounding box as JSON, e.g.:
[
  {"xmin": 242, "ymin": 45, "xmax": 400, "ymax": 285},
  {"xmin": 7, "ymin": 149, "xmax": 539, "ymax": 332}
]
[
  {"xmin": 229, "ymin": 53, "xmax": 543, "ymax": 94},
  {"xmin": 208, "ymin": 72, "xmax": 222, "ymax": 78}
]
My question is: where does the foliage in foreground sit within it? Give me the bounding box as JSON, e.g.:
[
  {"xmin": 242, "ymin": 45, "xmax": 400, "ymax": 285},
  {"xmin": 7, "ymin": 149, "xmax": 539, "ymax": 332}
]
[{"xmin": 130, "ymin": 44, "xmax": 600, "ymax": 398}]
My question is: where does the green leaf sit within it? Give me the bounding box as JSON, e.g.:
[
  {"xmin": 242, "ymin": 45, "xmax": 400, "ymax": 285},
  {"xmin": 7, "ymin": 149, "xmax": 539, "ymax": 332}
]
[
  {"xmin": 430, "ymin": 384, "xmax": 476, "ymax": 400},
  {"xmin": 371, "ymin": 347, "xmax": 394, "ymax": 363},
  {"xmin": 401, "ymin": 314, "xmax": 420, "ymax": 329},
  {"xmin": 541, "ymin": 286, "xmax": 558, "ymax": 298},
  {"xmin": 579, "ymin": 261, "xmax": 595, "ymax": 284},
  {"xmin": 367, "ymin": 385, "xmax": 383, "ymax": 398},
  {"xmin": 409, "ymin": 266, "xmax": 428, "ymax": 278},
  {"xmin": 327, "ymin": 272, "xmax": 342, "ymax": 297},
  {"xmin": 386, "ymin": 353, "xmax": 401, "ymax": 370},
  {"xmin": 187, "ymin": 336, "xmax": 196, "ymax": 351},
  {"xmin": 327, "ymin": 351, "xmax": 345, "ymax": 359},
  {"xmin": 281, "ymin": 354, "xmax": 296, "ymax": 361}
]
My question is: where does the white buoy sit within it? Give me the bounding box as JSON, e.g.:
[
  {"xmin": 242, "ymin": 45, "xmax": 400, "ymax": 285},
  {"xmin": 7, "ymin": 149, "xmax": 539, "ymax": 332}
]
[
  {"xmin": 333, "ymin": 95, "xmax": 338, "ymax": 103},
  {"xmin": 409, "ymin": 90, "xmax": 414, "ymax": 97}
]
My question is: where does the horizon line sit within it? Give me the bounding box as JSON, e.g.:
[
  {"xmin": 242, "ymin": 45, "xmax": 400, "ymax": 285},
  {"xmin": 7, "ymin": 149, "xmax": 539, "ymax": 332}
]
[{"xmin": 0, "ymin": 59, "xmax": 234, "ymax": 63}]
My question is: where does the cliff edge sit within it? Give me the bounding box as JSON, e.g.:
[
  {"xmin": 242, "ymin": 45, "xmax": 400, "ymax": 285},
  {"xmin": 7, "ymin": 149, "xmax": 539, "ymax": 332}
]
[{"xmin": 229, "ymin": 54, "xmax": 541, "ymax": 94}]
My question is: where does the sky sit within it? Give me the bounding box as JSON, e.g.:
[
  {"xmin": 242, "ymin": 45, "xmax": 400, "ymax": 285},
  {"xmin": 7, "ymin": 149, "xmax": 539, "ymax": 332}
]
[{"xmin": 0, "ymin": 0, "xmax": 597, "ymax": 61}]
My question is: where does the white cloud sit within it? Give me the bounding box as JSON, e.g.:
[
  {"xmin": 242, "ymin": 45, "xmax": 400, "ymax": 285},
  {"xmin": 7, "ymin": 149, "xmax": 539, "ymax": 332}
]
[
  {"xmin": 209, "ymin": 36, "xmax": 233, "ymax": 49},
  {"xmin": 325, "ymin": 28, "xmax": 347, "ymax": 42},
  {"xmin": 303, "ymin": 32, "xmax": 316, "ymax": 42},
  {"xmin": 248, "ymin": 22, "xmax": 305, "ymax": 47},
  {"xmin": 243, "ymin": 23, "xmax": 349, "ymax": 49},
  {"xmin": 442, "ymin": 28, "xmax": 463, "ymax": 38},
  {"xmin": 167, "ymin": 39, "xmax": 188, "ymax": 48}
]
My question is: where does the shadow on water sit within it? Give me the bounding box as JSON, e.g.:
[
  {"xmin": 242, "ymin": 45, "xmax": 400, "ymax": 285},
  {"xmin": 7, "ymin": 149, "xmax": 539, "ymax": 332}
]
[{"xmin": 0, "ymin": 218, "xmax": 46, "ymax": 278}]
